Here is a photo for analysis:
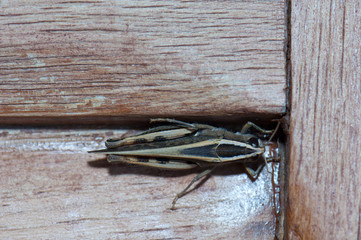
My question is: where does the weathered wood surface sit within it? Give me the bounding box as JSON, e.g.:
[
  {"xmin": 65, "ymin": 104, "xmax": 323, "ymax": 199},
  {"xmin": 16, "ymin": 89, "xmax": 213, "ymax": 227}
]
[
  {"xmin": 0, "ymin": 0, "xmax": 286, "ymax": 125},
  {"xmin": 287, "ymin": 1, "xmax": 361, "ymax": 239},
  {"xmin": 0, "ymin": 1, "xmax": 286, "ymax": 239},
  {"xmin": 0, "ymin": 127, "xmax": 279, "ymax": 239}
]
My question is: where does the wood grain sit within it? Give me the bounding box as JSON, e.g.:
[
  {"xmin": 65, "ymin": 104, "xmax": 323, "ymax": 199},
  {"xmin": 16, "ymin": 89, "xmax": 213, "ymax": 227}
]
[
  {"xmin": 287, "ymin": 1, "xmax": 361, "ymax": 239},
  {"xmin": 0, "ymin": 127, "xmax": 280, "ymax": 239},
  {"xmin": 0, "ymin": 0, "xmax": 286, "ymax": 125},
  {"xmin": 0, "ymin": 1, "xmax": 286, "ymax": 239}
]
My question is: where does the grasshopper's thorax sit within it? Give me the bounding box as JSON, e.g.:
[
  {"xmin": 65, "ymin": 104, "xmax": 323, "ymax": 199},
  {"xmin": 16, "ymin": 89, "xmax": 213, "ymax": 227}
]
[{"xmin": 215, "ymin": 138, "xmax": 265, "ymax": 162}]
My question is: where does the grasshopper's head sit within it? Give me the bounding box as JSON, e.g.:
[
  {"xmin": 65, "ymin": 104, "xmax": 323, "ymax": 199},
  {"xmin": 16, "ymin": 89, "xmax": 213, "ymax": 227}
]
[{"xmin": 261, "ymin": 140, "xmax": 279, "ymax": 163}]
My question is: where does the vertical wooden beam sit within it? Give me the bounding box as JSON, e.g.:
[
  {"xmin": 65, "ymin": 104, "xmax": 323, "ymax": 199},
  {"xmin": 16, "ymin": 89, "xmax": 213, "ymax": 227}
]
[{"xmin": 288, "ymin": 1, "xmax": 361, "ymax": 239}]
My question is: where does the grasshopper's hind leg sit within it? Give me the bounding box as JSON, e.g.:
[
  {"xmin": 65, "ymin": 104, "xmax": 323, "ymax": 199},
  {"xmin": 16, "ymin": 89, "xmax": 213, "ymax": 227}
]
[
  {"xmin": 151, "ymin": 118, "xmax": 214, "ymax": 130},
  {"xmin": 151, "ymin": 118, "xmax": 195, "ymax": 128},
  {"xmin": 171, "ymin": 168, "xmax": 214, "ymax": 210}
]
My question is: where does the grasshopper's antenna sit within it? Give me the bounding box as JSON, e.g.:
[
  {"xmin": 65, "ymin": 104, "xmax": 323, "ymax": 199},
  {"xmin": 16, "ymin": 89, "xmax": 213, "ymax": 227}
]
[{"xmin": 268, "ymin": 120, "xmax": 281, "ymax": 141}]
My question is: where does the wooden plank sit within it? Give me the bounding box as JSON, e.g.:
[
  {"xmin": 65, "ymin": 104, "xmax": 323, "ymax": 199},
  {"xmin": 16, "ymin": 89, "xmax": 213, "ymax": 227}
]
[
  {"xmin": 287, "ymin": 1, "xmax": 361, "ymax": 239},
  {"xmin": 0, "ymin": 126, "xmax": 280, "ymax": 239},
  {"xmin": 0, "ymin": 0, "xmax": 286, "ymax": 124}
]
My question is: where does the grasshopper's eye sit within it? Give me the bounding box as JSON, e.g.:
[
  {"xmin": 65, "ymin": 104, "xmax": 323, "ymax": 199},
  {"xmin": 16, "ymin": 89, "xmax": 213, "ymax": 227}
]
[{"xmin": 247, "ymin": 137, "xmax": 259, "ymax": 147}]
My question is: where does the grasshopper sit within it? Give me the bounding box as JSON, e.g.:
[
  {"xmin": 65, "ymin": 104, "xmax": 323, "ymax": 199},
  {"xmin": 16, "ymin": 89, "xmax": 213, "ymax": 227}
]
[{"xmin": 89, "ymin": 118, "xmax": 279, "ymax": 210}]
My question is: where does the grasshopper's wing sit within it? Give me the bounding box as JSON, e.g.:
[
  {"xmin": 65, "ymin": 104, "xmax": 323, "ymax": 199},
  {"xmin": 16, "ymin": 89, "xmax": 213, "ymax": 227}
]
[
  {"xmin": 105, "ymin": 125, "xmax": 198, "ymax": 148},
  {"xmin": 94, "ymin": 137, "xmax": 264, "ymax": 164},
  {"xmin": 105, "ymin": 120, "xmax": 216, "ymax": 148}
]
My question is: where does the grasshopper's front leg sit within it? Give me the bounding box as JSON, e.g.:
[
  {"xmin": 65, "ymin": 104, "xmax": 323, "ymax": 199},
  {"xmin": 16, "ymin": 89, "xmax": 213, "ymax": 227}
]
[
  {"xmin": 241, "ymin": 121, "xmax": 281, "ymax": 141},
  {"xmin": 241, "ymin": 122, "xmax": 280, "ymax": 178},
  {"xmin": 241, "ymin": 122, "xmax": 274, "ymax": 135}
]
